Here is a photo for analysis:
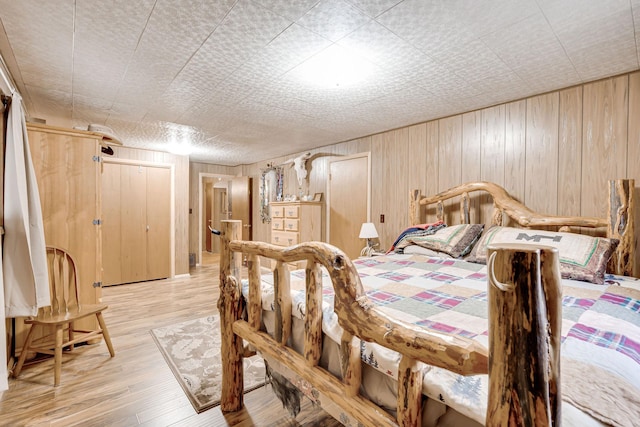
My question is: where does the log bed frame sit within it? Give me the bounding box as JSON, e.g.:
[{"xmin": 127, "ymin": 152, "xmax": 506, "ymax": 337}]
[{"xmin": 218, "ymin": 179, "xmax": 635, "ymax": 426}]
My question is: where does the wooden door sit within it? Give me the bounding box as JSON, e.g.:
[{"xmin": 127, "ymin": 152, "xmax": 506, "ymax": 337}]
[
  {"xmin": 228, "ymin": 176, "xmax": 252, "ymax": 241},
  {"xmin": 145, "ymin": 166, "xmax": 171, "ymax": 281},
  {"xmin": 102, "ymin": 162, "xmax": 170, "ymax": 285},
  {"xmin": 205, "ymin": 182, "xmax": 213, "ymax": 252},
  {"xmin": 120, "ymin": 164, "xmax": 148, "ymax": 284},
  {"xmin": 101, "ymin": 162, "xmax": 122, "ymax": 285},
  {"xmin": 329, "ymin": 154, "xmax": 369, "ymax": 259},
  {"xmin": 212, "ymin": 187, "xmax": 226, "ymax": 253}
]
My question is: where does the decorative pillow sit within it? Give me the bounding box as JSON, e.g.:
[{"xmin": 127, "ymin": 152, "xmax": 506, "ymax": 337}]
[
  {"xmin": 398, "ymin": 224, "xmax": 485, "ymax": 258},
  {"xmin": 468, "ymin": 226, "xmax": 619, "ymax": 284},
  {"xmin": 402, "ymin": 245, "xmax": 453, "ymax": 258}
]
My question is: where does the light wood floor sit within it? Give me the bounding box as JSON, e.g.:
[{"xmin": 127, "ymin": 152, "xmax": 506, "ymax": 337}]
[{"xmin": 1, "ymin": 256, "xmax": 340, "ymax": 426}]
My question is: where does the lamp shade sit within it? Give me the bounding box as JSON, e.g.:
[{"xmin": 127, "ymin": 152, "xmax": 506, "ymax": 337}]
[{"xmin": 359, "ymin": 222, "xmax": 378, "ymax": 239}]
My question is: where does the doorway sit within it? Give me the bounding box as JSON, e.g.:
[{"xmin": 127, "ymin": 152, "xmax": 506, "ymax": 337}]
[
  {"xmin": 328, "ymin": 153, "xmax": 371, "ymax": 260},
  {"xmin": 198, "ymin": 173, "xmax": 251, "ymax": 265}
]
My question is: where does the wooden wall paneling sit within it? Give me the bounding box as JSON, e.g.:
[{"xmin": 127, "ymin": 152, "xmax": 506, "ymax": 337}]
[
  {"xmin": 480, "ymin": 105, "xmax": 506, "ymax": 226},
  {"xmin": 424, "ymin": 121, "xmax": 440, "ymax": 223},
  {"xmin": 380, "ymin": 130, "xmax": 400, "ymax": 248},
  {"xmin": 582, "ymin": 75, "xmax": 629, "ymax": 219},
  {"xmin": 438, "ymin": 116, "xmax": 462, "ymax": 224},
  {"xmin": 406, "ymin": 123, "xmax": 428, "ymax": 225},
  {"xmin": 525, "ymin": 92, "xmax": 559, "ymax": 215},
  {"xmin": 391, "ymin": 128, "xmax": 410, "ymax": 237},
  {"xmin": 170, "ymin": 154, "xmax": 190, "ymax": 275},
  {"xmin": 557, "ymin": 86, "xmax": 583, "ymax": 217},
  {"xmin": 627, "ymin": 71, "xmax": 640, "ymax": 276},
  {"xmin": 370, "ymin": 133, "xmax": 386, "ymax": 246},
  {"xmin": 462, "ymin": 111, "xmax": 482, "ymax": 224},
  {"xmin": 504, "ymin": 100, "xmax": 527, "ymax": 206}
]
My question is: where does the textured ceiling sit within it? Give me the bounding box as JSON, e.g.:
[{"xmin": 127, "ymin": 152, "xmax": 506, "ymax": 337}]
[{"xmin": 0, "ymin": 0, "xmax": 639, "ymax": 165}]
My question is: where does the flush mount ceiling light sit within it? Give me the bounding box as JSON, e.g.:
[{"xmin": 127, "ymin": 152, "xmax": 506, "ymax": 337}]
[
  {"xmin": 166, "ymin": 123, "xmax": 194, "ymax": 156},
  {"xmin": 294, "ymin": 45, "xmax": 374, "ymax": 89}
]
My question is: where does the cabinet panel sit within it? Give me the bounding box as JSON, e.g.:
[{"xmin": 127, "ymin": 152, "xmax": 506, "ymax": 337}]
[{"xmin": 26, "ymin": 124, "xmax": 101, "ymax": 347}]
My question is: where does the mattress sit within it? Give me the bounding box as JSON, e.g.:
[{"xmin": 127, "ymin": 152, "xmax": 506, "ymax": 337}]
[{"xmin": 242, "ymin": 252, "xmax": 640, "ymax": 426}]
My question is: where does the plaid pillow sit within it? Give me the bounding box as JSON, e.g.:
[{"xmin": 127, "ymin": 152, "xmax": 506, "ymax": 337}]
[
  {"xmin": 398, "ymin": 224, "xmax": 484, "ymax": 258},
  {"xmin": 468, "ymin": 226, "xmax": 619, "ymax": 284}
]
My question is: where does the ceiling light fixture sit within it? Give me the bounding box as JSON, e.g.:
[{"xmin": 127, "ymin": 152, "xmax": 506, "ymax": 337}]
[
  {"xmin": 295, "ymin": 45, "xmax": 373, "ymax": 89},
  {"xmin": 166, "ymin": 123, "xmax": 194, "ymax": 156}
]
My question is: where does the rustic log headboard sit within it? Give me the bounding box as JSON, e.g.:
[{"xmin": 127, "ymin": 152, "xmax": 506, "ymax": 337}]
[{"xmin": 409, "ymin": 179, "xmax": 635, "ymax": 276}]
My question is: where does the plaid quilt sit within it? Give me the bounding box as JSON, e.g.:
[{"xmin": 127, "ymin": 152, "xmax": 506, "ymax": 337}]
[{"xmin": 242, "ymin": 253, "xmax": 640, "ymax": 426}]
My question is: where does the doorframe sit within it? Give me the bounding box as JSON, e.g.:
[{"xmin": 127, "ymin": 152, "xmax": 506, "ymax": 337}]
[
  {"xmin": 102, "ymin": 157, "xmax": 176, "ymax": 278},
  {"xmin": 198, "ymin": 172, "xmax": 235, "ymax": 265},
  {"xmin": 326, "ymin": 152, "xmax": 371, "ymax": 243}
]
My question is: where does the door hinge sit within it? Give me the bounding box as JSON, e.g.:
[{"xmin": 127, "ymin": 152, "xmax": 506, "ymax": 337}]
[
  {"xmin": 92, "ymin": 155, "xmax": 102, "ymax": 162},
  {"xmin": 93, "ymin": 281, "xmax": 102, "ymax": 288},
  {"xmin": 93, "ymin": 219, "xmax": 102, "ymax": 225}
]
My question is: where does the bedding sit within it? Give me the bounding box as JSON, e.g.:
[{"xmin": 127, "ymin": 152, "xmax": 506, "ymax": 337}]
[
  {"xmin": 468, "ymin": 225, "xmax": 619, "ymax": 284},
  {"xmin": 393, "ymin": 224, "xmax": 484, "ymax": 258},
  {"xmin": 243, "ymin": 252, "xmax": 640, "ymax": 426}
]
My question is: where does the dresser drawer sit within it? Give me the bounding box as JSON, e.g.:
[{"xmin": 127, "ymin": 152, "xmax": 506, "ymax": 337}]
[
  {"xmin": 284, "ymin": 206, "xmax": 299, "ymax": 218},
  {"xmin": 271, "ymin": 218, "xmax": 284, "ymax": 230},
  {"xmin": 283, "ymin": 218, "xmax": 299, "ymax": 232},
  {"xmin": 272, "ymin": 231, "xmax": 300, "ymax": 246},
  {"xmin": 271, "ymin": 205, "xmax": 284, "ymax": 218}
]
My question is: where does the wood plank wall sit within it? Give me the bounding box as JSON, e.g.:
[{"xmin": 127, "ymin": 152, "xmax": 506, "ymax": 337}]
[
  {"xmin": 107, "ymin": 146, "xmax": 190, "ymax": 276},
  {"xmin": 225, "ymin": 70, "xmax": 640, "ymax": 275}
]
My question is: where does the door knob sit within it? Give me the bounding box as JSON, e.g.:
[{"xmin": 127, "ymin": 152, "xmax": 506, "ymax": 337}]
[{"xmin": 243, "ymin": 224, "xmax": 251, "ymax": 228}]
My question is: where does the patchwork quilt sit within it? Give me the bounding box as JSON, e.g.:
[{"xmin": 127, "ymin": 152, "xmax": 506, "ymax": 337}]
[{"xmin": 242, "ymin": 253, "xmax": 640, "ymax": 426}]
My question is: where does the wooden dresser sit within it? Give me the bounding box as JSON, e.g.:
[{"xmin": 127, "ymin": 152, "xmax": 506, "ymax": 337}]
[{"xmin": 270, "ymin": 201, "xmax": 322, "ymax": 269}]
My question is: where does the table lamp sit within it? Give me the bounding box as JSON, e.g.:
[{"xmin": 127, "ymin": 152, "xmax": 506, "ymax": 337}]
[{"xmin": 359, "ymin": 222, "xmax": 379, "ymax": 257}]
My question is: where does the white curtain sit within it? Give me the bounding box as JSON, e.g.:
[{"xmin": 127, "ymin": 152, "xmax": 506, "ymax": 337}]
[
  {"xmin": 1, "ymin": 91, "xmax": 50, "ymax": 391},
  {"xmin": 3, "ymin": 92, "xmax": 49, "ymax": 316}
]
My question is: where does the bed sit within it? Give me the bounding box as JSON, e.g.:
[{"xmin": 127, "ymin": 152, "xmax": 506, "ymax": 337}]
[{"xmin": 217, "ymin": 179, "xmax": 638, "ymax": 426}]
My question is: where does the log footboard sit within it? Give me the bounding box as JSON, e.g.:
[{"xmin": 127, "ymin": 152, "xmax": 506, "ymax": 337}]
[{"xmin": 219, "ymin": 178, "xmax": 634, "ymax": 426}]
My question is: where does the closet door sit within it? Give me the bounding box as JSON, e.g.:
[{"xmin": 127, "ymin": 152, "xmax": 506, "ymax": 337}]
[
  {"xmin": 102, "ymin": 162, "xmax": 122, "ymax": 285},
  {"xmin": 102, "ymin": 162, "xmax": 170, "ymax": 285},
  {"xmin": 120, "ymin": 164, "xmax": 148, "ymax": 283},
  {"xmin": 145, "ymin": 166, "xmax": 171, "ymax": 281}
]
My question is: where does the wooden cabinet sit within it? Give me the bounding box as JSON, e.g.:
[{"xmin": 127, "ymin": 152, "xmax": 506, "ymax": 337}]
[
  {"xmin": 21, "ymin": 123, "xmax": 103, "ymax": 349},
  {"xmin": 270, "ymin": 201, "xmax": 321, "ymax": 269}
]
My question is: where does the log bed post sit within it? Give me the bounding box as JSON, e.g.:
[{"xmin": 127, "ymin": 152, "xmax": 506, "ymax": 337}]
[
  {"xmin": 607, "ymin": 179, "xmax": 635, "ymax": 276},
  {"xmin": 486, "ymin": 243, "xmax": 562, "ymax": 427},
  {"xmin": 218, "ymin": 220, "xmax": 244, "ymax": 412}
]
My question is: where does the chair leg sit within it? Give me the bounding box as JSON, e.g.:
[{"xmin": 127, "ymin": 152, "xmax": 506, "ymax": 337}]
[
  {"xmin": 96, "ymin": 312, "xmax": 115, "ymax": 357},
  {"xmin": 13, "ymin": 325, "xmax": 37, "ymax": 378},
  {"xmin": 68, "ymin": 321, "xmax": 75, "ymax": 352},
  {"xmin": 54, "ymin": 324, "xmax": 64, "ymax": 386}
]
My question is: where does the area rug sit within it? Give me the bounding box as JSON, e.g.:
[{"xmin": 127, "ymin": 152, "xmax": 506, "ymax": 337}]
[{"xmin": 150, "ymin": 314, "xmax": 266, "ymax": 413}]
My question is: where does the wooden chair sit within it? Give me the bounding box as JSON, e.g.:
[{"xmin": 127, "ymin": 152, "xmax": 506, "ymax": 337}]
[{"xmin": 13, "ymin": 246, "xmax": 115, "ymax": 386}]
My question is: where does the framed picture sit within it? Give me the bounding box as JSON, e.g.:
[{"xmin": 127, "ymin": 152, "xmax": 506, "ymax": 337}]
[{"xmin": 313, "ymin": 192, "xmax": 323, "ymax": 202}]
